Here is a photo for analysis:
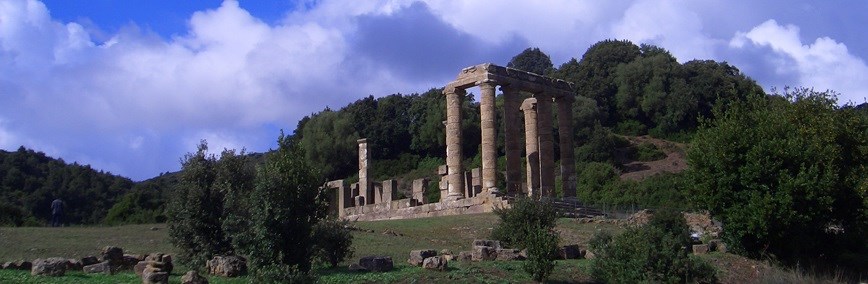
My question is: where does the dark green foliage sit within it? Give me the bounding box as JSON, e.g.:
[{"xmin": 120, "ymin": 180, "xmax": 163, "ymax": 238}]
[
  {"xmin": 624, "ymin": 142, "xmax": 666, "ymax": 162},
  {"xmin": 312, "ymin": 218, "xmax": 355, "ymax": 268},
  {"xmin": 0, "ymin": 146, "xmax": 133, "ymax": 226},
  {"xmin": 250, "ymin": 264, "xmax": 317, "ymax": 284},
  {"xmin": 688, "ymin": 88, "xmax": 868, "ymax": 270},
  {"xmin": 242, "ymin": 133, "xmax": 328, "ymax": 279},
  {"xmin": 522, "ymin": 226, "xmax": 559, "ymax": 282},
  {"xmin": 507, "ymin": 47, "xmax": 554, "ymax": 75},
  {"xmin": 491, "ymin": 197, "xmax": 558, "ymax": 249},
  {"xmin": 576, "ymin": 163, "xmax": 692, "ymax": 209},
  {"xmin": 590, "ymin": 211, "xmax": 717, "ymax": 283},
  {"xmin": 167, "ymin": 142, "xmax": 253, "ymax": 269}
]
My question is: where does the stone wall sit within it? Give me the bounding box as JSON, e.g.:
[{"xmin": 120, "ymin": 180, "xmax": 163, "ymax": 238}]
[{"xmin": 342, "ymin": 192, "xmax": 510, "ymax": 222}]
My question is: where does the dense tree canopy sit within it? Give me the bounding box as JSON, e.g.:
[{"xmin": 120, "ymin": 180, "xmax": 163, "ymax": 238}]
[
  {"xmin": 688, "ymin": 88, "xmax": 867, "ymax": 268},
  {"xmin": 0, "ymin": 146, "xmax": 133, "ymax": 226},
  {"xmin": 507, "ymin": 47, "xmax": 554, "ymax": 75}
]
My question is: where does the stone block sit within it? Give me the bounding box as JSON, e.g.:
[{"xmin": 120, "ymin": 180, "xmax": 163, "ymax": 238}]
[
  {"xmin": 408, "ymin": 249, "xmax": 438, "ymax": 266},
  {"xmin": 31, "ymin": 258, "xmax": 67, "ymax": 276},
  {"xmin": 354, "ymin": 196, "xmax": 365, "ymax": 207},
  {"xmin": 495, "ymin": 249, "xmax": 525, "ymax": 261},
  {"xmin": 457, "ymin": 251, "xmax": 473, "ymax": 261},
  {"xmin": 206, "ymin": 255, "xmax": 247, "ymax": 277},
  {"xmin": 100, "ymin": 246, "xmax": 124, "ymax": 264},
  {"xmin": 412, "ymin": 178, "xmax": 428, "ymax": 205},
  {"xmin": 142, "ymin": 269, "xmax": 169, "ymax": 284},
  {"xmin": 559, "ymin": 244, "xmax": 583, "ymax": 259},
  {"xmin": 83, "ymin": 261, "xmax": 113, "ymax": 274},
  {"xmin": 181, "ymin": 270, "xmax": 209, "ymax": 284},
  {"xmin": 438, "ymin": 165, "xmax": 448, "ymax": 175},
  {"xmin": 422, "ymin": 256, "xmax": 448, "ymax": 271},
  {"xmin": 358, "ymin": 256, "xmax": 393, "ymax": 272},
  {"xmin": 472, "ymin": 246, "xmax": 497, "ymax": 261},
  {"xmin": 692, "ymin": 244, "xmax": 709, "ymax": 255},
  {"xmin": 708, "ymin": 239, "xmax": 726, "ymax": 253},
  {"xmin": 380, "ymin": 180, "xmax": 397, "ymax": 204},
  {"xmin": 80, "ymin": 256, "xmax": 99, "ymax": 266},
  {"xmin": 65, "ymin": 259, "xmax": 83, "ymax": 271}
]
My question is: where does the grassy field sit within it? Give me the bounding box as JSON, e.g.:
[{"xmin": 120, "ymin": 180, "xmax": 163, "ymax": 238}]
[{"xmin": 1, "ymin": 213, "xmax": 832, "ymax": 283}]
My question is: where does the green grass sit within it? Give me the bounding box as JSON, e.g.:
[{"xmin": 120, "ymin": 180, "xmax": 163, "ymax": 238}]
[{"xmin": 0, "ymin": 213, "xmax": 622, "ymax": 283}]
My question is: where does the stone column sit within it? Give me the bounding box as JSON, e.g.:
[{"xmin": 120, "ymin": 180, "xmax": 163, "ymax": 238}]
[
  {"xmin": 521, "ymin": 98, "xmax": 540, "ymax": 196},
  {"xmin": 501, "ymin": 85, "xmax": 522, "ymax": 195},
  {"xmin": 536, "ymin": 93, "xmax": 556, "ymax": 197},
  {"xmin": 444, "ymin": 88, "xmax": 465, "ymax": 201},
  {"xmin": 557, "ymin": 95, "xmax": 576, "ymax": 198},
  {"xmin": 358, "ymin": 138, "xmax": 374, "ymax": 204},
  {"xmin": 479, "ymin": 80, "xmax": 499, "ymax": 195}
]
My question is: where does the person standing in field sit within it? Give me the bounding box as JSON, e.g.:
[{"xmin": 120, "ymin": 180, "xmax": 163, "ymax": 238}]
[{"xmin": 51, "ymin": 198, "xmax": 64, "ymax": 227}]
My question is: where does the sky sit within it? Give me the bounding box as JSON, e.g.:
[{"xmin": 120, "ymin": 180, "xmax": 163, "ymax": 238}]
[{"xmin": 1, "ymin": 0, "xmax": 866, "ymax": 181}]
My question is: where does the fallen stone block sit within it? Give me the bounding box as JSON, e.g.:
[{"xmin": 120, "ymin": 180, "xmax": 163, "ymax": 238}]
[
  {"xmin": 408, "ymin": 249, "xmax": 438, "ymax": 266},
  {"xmin": 495, "ymin": 249, "xmax": 525, "ymax": 261},
  {"xmin": 708, "ymin": 239, "xmax": 727, "ymax": 253},
  {"xmin": 142, "ymin": 267, "xmax": 169, "ymax": 284},
  {"xmin": 65, "ymin": 259, "xmax": 83, "ymax": 271},
  {"xmin": 31, "ymin": 257, "xmax": 68, "ymax": 277},
  {"xmin": 422, "ymin": 256, "xmax": 448, "ymax": 271},
  {"xmin": 80, "ymin": 256, "xmax": 99, "ymax": 266},
  {"xmin": 206, "ymin": 255, "xmax": 247, "ymax": 277},
  {"xmin": 559, "ymin": 244, "xmax": 583, "ymax": 259},
  {"xmin": 472, "ymin": 246, "xmax": 497, "ymax": 261},
  {"xmin": 359, "ymin": 256, "xmax": 393, "ymax": 272},
  {"xmin": 181, "ymin": 270, "xmax": 209, "ymax": 284},
  {"xmin": 348, "ymin": 263, "xmax": 368, "ymax": 272},
  {"xmin": 456, "ymin": 251, "xmax": 473, "ymax": 261},
  {"xmin": 83, "ymin": 261, "xmax": 113, "ymax": 274}
]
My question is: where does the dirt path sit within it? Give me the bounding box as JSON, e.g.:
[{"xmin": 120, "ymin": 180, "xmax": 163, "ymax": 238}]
[{"xmin": 617, "ymin": 135, "xmax": 688, "ymax": 181}]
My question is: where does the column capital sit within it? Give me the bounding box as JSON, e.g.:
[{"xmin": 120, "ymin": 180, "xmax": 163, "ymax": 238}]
[
  {"xmin": 444, "ymin": 87, "xmax": 467, "ymax": 96},
  {"xmin": 520, "ymin": 97, "xmax": 537, "ymax": 111},
  {"xmin": 478, "ymin": 79, "xmax": 498, "ymax": 87}
]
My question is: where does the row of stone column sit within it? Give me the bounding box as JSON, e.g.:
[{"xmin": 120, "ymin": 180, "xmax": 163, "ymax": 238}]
[{"xmin": 444, "ymin": 82, "xmax": 576, "ymax": 200}]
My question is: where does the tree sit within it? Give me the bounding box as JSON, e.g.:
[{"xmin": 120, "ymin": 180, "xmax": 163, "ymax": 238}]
[
  {"xmin": 167, "ymin": 141, "xmax": 233, "ymax": 269},
  {"xmin": 242, "ymin": 133, "xmax": 327, "ymax": 281},
  {"xmin": 688, "ymin": 88, "xmax": 868, "ymax": 269},
  {"xmin": 570, "ymin": 39, "xmax": 641, "ymax": 125},
  {"xmin": 507, "ymin": 47, "xmax": 554, "ymax": 75}
]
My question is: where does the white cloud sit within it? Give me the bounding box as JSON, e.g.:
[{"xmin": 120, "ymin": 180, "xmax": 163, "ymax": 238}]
[
  {"xmin": 731, "ymin": 19, "xmax": 868, "ymax": 103},
  {"xmin": 611, "ymin": 0, "xmax": 718, "ymax": 62}
]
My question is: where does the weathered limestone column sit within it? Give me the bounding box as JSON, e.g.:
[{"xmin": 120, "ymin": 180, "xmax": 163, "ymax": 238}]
[
  {"xmin": 358, "ymin": 138, "xmax": 374, "ymax": 204},
  {"xmin": 479, "ymin": 80, "xmax": 499, "ymax": 195},
  {"xmin": 521, "ymin": 98, "xmax": 540, "ymax": 196},
  {"xmin": 444, "ymin": 88, "xmax": 465, "ymax": 201},
  {"xmin": 536, "ymin": 93, "xmax": 556, "ymax": 197},
  {"xmin": 557, "ymin": 95, "xmax": 576, "ymax": 198},
  {"xmin": 501, "ymin": 85, "xmax": 522, "ymax": 195}
]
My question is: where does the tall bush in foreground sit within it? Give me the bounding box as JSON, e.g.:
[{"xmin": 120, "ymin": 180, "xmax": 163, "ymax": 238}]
[
  {"xmin": 242, "ymin": 133, "xmax": 327, "ymax": 282},
  {"xmin": 167, "ymin": 142, "xmax": 232, "ymax": 269},
  {"xmin": 590, "ymin": 210, "xmax": 717, "ymax": 283},
  {"xmin": 491, "ymin": 197, "xmax": 560, "ymax": 282},
  {"xmin": 312, "ymin": 217, "xmax": 354, "ymax": 268},
  {"xmin": 688, "ymin": 88, "xmax": 867, "ymax": 269}
]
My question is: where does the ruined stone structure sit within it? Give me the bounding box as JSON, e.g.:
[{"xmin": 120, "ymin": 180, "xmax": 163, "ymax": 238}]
[
  {"xmin": 324, "ymin": 63, "xmax": 576, "ymax": 221},
  {"xmin": 444, "ymin": 63, "xmax": 575, "ymax": 198}
]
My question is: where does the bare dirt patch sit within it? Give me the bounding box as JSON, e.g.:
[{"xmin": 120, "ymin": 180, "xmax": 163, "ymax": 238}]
[{"xmin": 617, "ymin": 135, "xmax": 688, "ymax": 181}]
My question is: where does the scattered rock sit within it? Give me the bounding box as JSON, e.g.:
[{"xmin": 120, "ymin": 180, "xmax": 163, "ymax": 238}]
[
  {"xmin": 422, "ymin": 256, "xmax": 448, "ymax": 271},
  {"xmin": 408, "ymin": 249, "xmax": 437, "ymax": 266},
  {"xmin": 382, "ymin": 229, "xmax": 403, "ymax": 237},
  {"xmin": 359, "ymin": 256, "xmax": 393, "ymax": 272},
  {"xmin": 150, "ymin": 227, "xmax": 160, "ymax": 231},
  {"xmin": 83, "ymin": 261, "xmax": 113, "ymax": 274},
  {"xmin": 142, "ymin": 266, "xmax": 169, "ymax": 284},
  {"xmin": 456, "ymin": 251, "xmax": 473, "ymax": 261},
  {"xmin": 181, "ymin": 270, "xmax": 209, "ymax": 284},
  {"xmin": 65, "ymin": 259, "xmax": 83, "ymax": 270},
  {"xmin": 31, "ymin": 257, "xmax": 67, "ymax": 276},
  {"xmin": 495, "ymin": 249, "xmax": 525, "ymax": 261},
  {"xmin": 585, "ymin": 249, "xmax": 596, "ymax": 260},
  {"xmin": 134, "ymin": 261, "xmax": 148, "ymax": 276},
  {"xmin": 100, "ymin": 246, "xmax": 124, "ymax": 265},
  {"xmin": 145, "ymin": 253, "xmax": 173, "ymax": 274},
  {"xmin": 206, "ymin": 255, "xmax": 247, "ymax": 277},
  {"xmin": 472, "ymin": 239, "xmax": 502, "ymax": 249},
  {"xmin": 80, "ymin": 256, "xmax": 99, "ymax": 266},
  {"xmin": 440, "ymin": 249, "xmax": 454, "ymax": 261},
  {"xmin": 472, "ymin": 246, "xmax": 497, "ymax": 261},
  {"xmin": 708, "ymin": 239, "xmax": 727, "ymax": 253},
  {"xmin": 693, "ymin": 244, "xmax": 709, "ymax": 255},
  {"xmin": 559, "ymin": 244, "xmax": 583, "ymax": 259}
]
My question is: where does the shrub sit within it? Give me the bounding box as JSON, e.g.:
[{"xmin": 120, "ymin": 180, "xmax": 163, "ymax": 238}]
[
  {"xmin": 590, "ymin": 211, "xmax": 717, "ymax": 283},
  {"xmin": 631, "ymin": 142, "xmax": 666, "ymax": 161},
  {"xmin": 250, "ymin": 264, "xmax": 317, "ymax": 284},
  {"xmin": 522, "ymin": 226, "xmax": 560, "ymax": 282},
  {"xmin": 242, "ymin": 133, "xmax": 328, "ymax": 280},
  {"xmin": 312, "ymin": 218, "xmax": 354, "ymax": 268},
  {"xmin": 491, "ymin": 197, "xmax": 558, "ymax": 249}
]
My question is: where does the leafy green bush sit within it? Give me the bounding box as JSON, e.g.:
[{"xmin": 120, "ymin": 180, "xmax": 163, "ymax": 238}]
[
  {"xmin": 242, "ymin": 133, "xmax": 328, "ymax": 280},
  {"xmin": 522, "ymin": 226, "xmax": 559, "ymax": 282},
  {"xmin": 250, "ymin": 264, "xmax": 317, "ymax": 284},
  {"xmin": 312, "ymin": 218, "xmax": 354, "ymax": 268},
  {"xmin": 630, "ymin": 142, "xmax": 666, "ymax": 161},
  {"xmin": 491, "ymin": 197, "xmax": 558, "ymax": 249},
  {"xmin": 688, "ymin": 88, "xmax": 867, "ymax": 269},
  {"xmin": 590, "ymin": 210, "xmax": 717, "ymax": 283}
]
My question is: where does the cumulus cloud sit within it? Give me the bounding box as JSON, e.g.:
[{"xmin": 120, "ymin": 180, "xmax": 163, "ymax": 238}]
[{"xmin": 730, "ymin": 19, "xmax": 868, "ymax": 103}]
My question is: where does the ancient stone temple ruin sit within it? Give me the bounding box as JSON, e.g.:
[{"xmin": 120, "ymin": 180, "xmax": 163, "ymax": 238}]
[{"xmin": 325, "ymin": 63, "xmax": 576, "ymax": 221}]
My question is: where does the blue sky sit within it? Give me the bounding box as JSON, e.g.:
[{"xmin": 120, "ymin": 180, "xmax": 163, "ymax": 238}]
[{"xmin": 1, "ymin": 0, "xmax": 866, "ymax": 180}]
